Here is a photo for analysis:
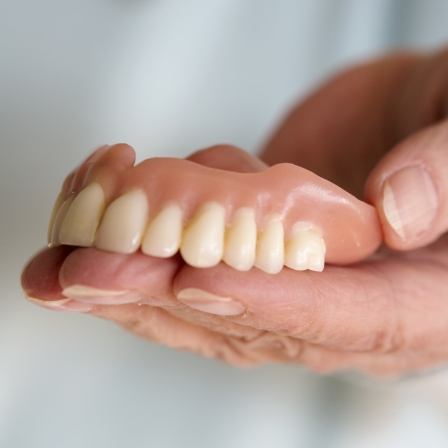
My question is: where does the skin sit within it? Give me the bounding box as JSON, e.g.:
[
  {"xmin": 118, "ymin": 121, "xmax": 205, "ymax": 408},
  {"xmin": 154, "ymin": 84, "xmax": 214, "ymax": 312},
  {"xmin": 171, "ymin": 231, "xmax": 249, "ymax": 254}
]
[{"xmin": 21, "ymin": 48, "xmax": 448, "ymax": 377}]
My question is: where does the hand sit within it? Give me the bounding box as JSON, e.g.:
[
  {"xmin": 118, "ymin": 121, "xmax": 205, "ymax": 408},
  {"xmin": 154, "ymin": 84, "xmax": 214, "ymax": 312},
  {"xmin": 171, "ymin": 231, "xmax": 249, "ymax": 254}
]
[{"xmin": 22, "ymin": 48, "xmax": 448, "ymax": 377}]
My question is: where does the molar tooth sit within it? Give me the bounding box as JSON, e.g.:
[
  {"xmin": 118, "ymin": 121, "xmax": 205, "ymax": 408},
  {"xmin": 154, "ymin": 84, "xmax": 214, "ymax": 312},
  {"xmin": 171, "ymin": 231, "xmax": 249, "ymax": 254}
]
[
  {"xmin": 223, "ymin": 207, "xmax": 256, "ymax": 271},
  {"xmin": 95, "ymin": 189, "xmax": 149, "ymax": 254},
  {"xmin": 285, "ymin": 222, "xmax": 326, "ymax": 272},
  {"xmin": 255, "ymin": 214, "xmax": 284, "ymax": 274},
  {"xmin": 141, "ymin": 203, "xmax": 183, "ymax": 257},
  {"xmin": 180, "ymin": 202, "xmax": 225, "ymax": 268},
  {"xmin": 58, "ymin": 183, "xmax": 106, "ymax": 247}
]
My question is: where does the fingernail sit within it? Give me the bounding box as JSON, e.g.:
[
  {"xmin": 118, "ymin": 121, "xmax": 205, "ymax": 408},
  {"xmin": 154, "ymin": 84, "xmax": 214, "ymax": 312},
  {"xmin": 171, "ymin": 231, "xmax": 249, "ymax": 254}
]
[
  {"xmin": 26, "ymin": 296, "xmax": 93, "ymax": 312},
  {"xmin": 62, "ymin": 284, "xmax": 142, "ymax": 304},
  {"xmin": 382, "ymin": 165, "xmax": 438, "ymax": 240},
  {"xmin": 176, "ymin": 288, "xmax": 245, "ymax": 316}
]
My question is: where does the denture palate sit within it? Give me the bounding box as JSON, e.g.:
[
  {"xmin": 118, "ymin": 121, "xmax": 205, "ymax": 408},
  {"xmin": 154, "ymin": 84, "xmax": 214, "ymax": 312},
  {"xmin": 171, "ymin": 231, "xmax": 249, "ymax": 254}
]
[{"xmin": 48, "ymin": 153, "xmax": 382, "ymax": 274}]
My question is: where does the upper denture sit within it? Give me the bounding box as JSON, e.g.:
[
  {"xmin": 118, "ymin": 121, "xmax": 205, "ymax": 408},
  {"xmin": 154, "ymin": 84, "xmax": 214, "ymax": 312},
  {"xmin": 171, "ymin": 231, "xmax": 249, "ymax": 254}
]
[{"xmin": 47, "ymin": 146, "xmax": 382, "ymax": 273}]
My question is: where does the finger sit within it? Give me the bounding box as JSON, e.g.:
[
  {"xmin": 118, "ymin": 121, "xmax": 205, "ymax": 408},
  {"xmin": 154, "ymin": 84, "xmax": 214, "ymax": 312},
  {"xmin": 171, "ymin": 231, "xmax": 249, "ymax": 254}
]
[
  {"xmin": 365, "ymin": 120, "xmax": 448, "ymax": 250},
  {"xmin": 20, "ymin": 246, "xmax": 95, "ymax": 312},
  {"xmin": 260, "ymin": 52, "xmax": 422, "ymax": 195},
  {"xmin": 173, "ymin": 239, "xmax": 448, "ymax": 354},
  {"xmin": 21, "ymin": 246, "xmax": 73, "ymax": 300},
  {"xmin": 174, "ymin": 262, "xmax": 395, "ymax": 351},
  {"xmin": 59, "ymin": 248, "xmax": 180, "ymax": 305},
  {"xmin": 57, "ymin": 247, "xmax": 270, "ymax": 343}
]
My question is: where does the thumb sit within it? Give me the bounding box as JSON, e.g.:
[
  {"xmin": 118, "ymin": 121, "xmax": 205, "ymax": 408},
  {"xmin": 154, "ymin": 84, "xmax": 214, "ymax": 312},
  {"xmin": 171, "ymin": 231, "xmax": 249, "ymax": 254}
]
[{"xmin": 365, "ymin": 120, "xmax": 448, "ymax": 250}]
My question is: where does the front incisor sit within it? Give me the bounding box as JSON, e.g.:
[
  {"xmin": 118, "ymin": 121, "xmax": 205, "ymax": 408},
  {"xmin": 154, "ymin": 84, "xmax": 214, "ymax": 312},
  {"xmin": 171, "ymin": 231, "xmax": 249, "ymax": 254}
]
[
  {"xmin": 255, "ymin": 214, "xmax": 285, "ymax": 274},
  {"xmin": 141, "ymin": 203, "xmax": 183, "ymax": 257},
  {"xmin": 95, "ymin": 189, "xmax": 149, "ymax": 254},
  {"xmin": 223, "ymin": 207, "xmax": 257, "ymax": 271},
  {"xmin": 58, "ymin": 183, "xmax": 106, "ymax": 247},
  {"xmin": 180, "ymin": 202, "xmax": 225, "ymax": 267}
]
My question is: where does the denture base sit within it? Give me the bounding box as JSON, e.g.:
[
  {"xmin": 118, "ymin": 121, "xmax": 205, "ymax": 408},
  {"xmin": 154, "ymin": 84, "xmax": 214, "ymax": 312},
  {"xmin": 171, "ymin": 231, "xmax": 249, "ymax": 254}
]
[{"xmin": 47, "ymin": 149, "xmax": 382, "ymax": 273}]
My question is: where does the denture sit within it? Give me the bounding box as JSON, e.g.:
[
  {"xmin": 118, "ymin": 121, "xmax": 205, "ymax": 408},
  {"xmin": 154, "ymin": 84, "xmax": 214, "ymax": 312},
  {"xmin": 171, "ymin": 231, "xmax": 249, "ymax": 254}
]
[{"xmin": 47, "ymin": 144, "xmax": 382, "ymax": 273}]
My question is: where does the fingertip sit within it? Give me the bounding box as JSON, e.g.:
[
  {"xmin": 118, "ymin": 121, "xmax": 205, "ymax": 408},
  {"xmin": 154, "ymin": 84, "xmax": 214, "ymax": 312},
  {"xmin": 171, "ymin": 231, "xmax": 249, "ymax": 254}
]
[
  {"xmin": 369, "ymin": 167, "xmax": 442, "ymax": 251},
  {"xmin": 21, "ymin": 246, "xmax": 74, "ymax": 300},
  {"xmin": 364, "ymin": 125, "xmax": 448, "ymax": 251},
  {"xmin": 173, "ymin": 263, "xmax": 316, "ymax": 324},
  {"xmin": 59, "ymin": 248, "xmax": 180, "ymax": 304}
]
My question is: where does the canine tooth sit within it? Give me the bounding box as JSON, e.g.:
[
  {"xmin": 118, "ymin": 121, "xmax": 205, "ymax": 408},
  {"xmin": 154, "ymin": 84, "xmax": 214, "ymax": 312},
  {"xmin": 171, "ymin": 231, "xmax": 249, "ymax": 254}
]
[
  {"xmin": 141, "ymin": 203, "xmax": 183, "ymax": 257},
  {"xmin": 255, "ymin": 214, "xmax": 284, "ymax": 274},
  {"xmin": 223, "ymin": 208, "xmax": 256, "ymax": 271},
  {"xmin": 48, "ymin": 195, "xmax": 74, "ymax": 247},
  {"xmin": 58, "ymin": 183, "xmax": 106, "ymax": 247},
  {"xmin": 285, "ymin": 222, "xmax": 326, "ymax": 272},
  {"xmin": 95, "ymin": 189, "xmax": 149, "ymax": 254},
  {"xmin": 180, "ymin": 202, "xmax": 225, "ymax": 267},
  {"xmin": 47, "ymin": 190, "xmax": 64, "ymax": 244}
]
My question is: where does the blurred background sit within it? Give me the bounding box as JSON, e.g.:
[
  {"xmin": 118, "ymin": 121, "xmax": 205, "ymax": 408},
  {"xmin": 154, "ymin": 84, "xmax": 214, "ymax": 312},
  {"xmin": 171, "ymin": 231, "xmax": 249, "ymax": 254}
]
[{"xmin": 2, "ymin": 0, "xmax": 448, "ymax": 446}]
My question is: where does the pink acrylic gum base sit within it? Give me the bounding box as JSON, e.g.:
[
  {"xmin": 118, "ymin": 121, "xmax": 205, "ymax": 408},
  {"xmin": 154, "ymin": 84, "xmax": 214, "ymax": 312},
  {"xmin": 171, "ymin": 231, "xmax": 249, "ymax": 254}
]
[{"xmin": 58, "ymin": 144, "xmax": 382, "ymax": 265}]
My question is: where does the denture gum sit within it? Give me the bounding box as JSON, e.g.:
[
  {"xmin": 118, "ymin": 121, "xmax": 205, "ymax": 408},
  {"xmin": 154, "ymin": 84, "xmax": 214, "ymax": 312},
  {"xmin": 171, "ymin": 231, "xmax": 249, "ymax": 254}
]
[{"xmin": 46, "ymin": 144, "xmax": 382, "ymax": 274}]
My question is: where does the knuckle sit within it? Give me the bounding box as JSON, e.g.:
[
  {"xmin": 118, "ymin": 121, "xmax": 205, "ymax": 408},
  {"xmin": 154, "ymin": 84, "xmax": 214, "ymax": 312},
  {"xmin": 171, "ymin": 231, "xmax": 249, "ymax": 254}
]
[{"xmin": 367, "ymin": 321, "xmax": 406, "ymax": 354}]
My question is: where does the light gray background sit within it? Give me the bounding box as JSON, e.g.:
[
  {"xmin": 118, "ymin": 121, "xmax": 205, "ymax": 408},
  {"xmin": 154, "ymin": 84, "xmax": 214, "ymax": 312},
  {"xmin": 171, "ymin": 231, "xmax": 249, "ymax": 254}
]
[{"xmin": 2, "ymin": 1, "xmax": 448, "ymax": 447}]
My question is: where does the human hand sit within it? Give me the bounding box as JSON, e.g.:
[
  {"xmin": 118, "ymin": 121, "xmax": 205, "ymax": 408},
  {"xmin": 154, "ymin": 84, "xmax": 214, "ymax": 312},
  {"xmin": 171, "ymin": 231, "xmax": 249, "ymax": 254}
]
[
  {"xmin": 21, "ymin": 48, "xmax": 448, "ymax": 377},
  {"xmin": 257, "ymin": 48, "xmax": 448, "ymax": 375}
]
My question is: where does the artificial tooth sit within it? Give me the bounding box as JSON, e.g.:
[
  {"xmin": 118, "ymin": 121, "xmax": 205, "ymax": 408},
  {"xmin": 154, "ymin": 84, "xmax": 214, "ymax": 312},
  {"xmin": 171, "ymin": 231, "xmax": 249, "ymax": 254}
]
[
  {"xmin": 95, "ymin": 189, "xmax": 149, "ymax": 254},
  {"xmin": 141, "ymin": 203, "xmax": 183, "ymax": 257},
  {"xmin": 47, "ymin": 190, "xmax": 64, "ymax": 244},
  {"xmin": 255, "ymin": 214, "xmax": 284, "ymax": 274},
  {"xmin": 307, "ymin": 252, "xmax": 325, "ymax": 272},
  {"xmin": 180, "ymin": 202, "xmax": 225, "ymax": 268},
  {"xmin": 48, "ymin": 194, "xmax": 75, "ymax": 247},
  {"xmin": 58, "ymin": 183, "xmax": 106, "ymax": 247},
  {"xmin": 223, "ymin": 207, "xmax": 257, "ymax": 271},
  {"xmin": 284, "ymin": 222, "xmax": 326, "ymax": 272}
]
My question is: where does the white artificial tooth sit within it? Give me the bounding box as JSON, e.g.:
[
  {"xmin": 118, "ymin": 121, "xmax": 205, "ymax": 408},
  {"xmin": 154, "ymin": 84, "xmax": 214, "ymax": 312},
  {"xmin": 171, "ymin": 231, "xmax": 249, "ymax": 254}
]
[
  {"xmin": 307, "ymin": 252, "xmax": 325, "ymax": 272},
  {"xmin": 180, "ymin": 202, "xmax": 225, "ymax": 268},
  {"xmin": 255, "ymin": 214, "xmax": 284, "ymax": 274},
  {"xmin": 141, "ymin": 203, "xmax": 183, "ymax": 257},
  {"xmin": 58, "ymin": 183, "xmax": 106, "ymax": 247},
  {"xmin": 95, "ymin": 189, "xmax": 149, "ymax": 254},
  {"xmin": 284, "ymin": 222, "xmax": 326, "ymax": 272},
  {"xmin": 223, "ymin": 207, "xmax": 257, "ymax": 271},
  {"xmin": 47, "ymin": 190, "xmax": 64, "ymax": 244},
  {"xmin": 48, "ymin": 194, "xmax": 75, "ymax": 247}
]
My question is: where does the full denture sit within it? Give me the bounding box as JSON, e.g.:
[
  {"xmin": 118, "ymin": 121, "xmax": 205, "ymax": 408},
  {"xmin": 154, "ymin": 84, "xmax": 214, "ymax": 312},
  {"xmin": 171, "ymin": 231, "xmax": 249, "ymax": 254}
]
[{"xmin": 47, "ymin": 144, "xmax": 382, "ymax": 274}]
